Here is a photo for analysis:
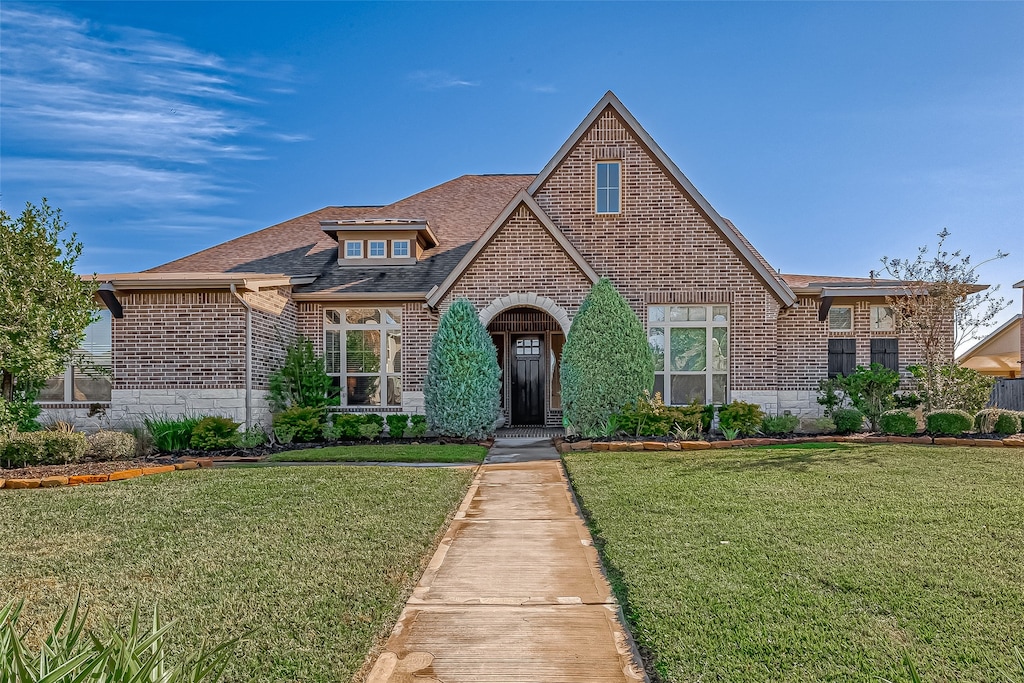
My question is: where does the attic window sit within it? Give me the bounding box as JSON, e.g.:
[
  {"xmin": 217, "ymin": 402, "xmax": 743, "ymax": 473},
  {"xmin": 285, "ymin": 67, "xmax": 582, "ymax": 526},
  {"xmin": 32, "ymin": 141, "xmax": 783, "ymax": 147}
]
[
  {"xmin": 596, "ymin": 161, "xmax": 621, "ymax": 214},
  {"xmin": 345, "ymin": 241, "xmax": 362, "ymax": 258},
  {"xmin": 392, "ymin": 240, "xmax": 410, "ymax": 258},
  {"xmin": 368, "ymin": 240, "xmax": 386, "ymax": 258}
]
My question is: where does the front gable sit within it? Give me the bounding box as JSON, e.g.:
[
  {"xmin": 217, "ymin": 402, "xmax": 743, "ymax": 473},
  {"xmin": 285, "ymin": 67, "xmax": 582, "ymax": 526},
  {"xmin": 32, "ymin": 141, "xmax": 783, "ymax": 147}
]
[{"xmin": 530, "ymin": 92, "xmax": 796, "ymax": 308}]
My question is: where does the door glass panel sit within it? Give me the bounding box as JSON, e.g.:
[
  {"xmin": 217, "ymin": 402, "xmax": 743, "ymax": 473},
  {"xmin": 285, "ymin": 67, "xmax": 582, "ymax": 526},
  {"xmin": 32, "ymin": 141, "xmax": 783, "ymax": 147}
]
[
  {"xmin": 711, "ymin": 328, "xmax": 729, "ymax": 372},
  {"xmin": 386, "ymin": 330, "xmax": 401, "ymax": 372},
  {"xmin": 671, "ymin": 375, "xmax": 705, "ymax": 405},
  {"xmin": 648, "ymin": 327, "xmax": 665, "ymax": 371},
  {"xmin": 346, "ymin": 330, "xmax": 380, "ymax": 372},
  {"xmin": 712, "ymin": 374, "xmax": 728, "ymax": 404},
  {"xmin": 670, "ymin": 328, "xmax": 706, "ymax": 372},
  {"xmin": 346, "ymin": 308, "xmax": 380, "ymax": 325},
  {"xmin": 550, "ymin": 333, "xmax": 564, "ymax": 410}
]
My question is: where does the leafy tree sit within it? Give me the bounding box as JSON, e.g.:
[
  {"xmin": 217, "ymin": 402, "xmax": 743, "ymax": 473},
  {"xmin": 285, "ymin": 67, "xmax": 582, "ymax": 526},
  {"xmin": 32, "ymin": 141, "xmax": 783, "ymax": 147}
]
[
  {"xmin": 908, "ymin": 363, "xmax": 994, "ymax": 414},
  {"xmin": 424, "ymin": 298, "xmax": 500, "ymax": 439},
  {"xmin": 561, "ymin": 278, "xmax": 654, "ymax": 436},
  {"xmin": 875, "ymin": 229, "xmax": 1008, "ymax": 411},
  {"xmin": 835, "ymin": 363, "xmax": 900, "ymax": 431},
  {"xmin": 0, "ymin": 200, "xmax": 96, "ymax": 428},
  {"xmin": 267, "ymin": 337, "xmax": 334, "ymax": 412}
]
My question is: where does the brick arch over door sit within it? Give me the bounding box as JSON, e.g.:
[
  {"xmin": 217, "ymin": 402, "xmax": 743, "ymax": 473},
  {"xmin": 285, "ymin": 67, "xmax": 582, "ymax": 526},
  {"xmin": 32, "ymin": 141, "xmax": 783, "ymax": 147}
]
[{"xmin": 478, "ymin": 294, "xmax": 572, "ymax": 336}]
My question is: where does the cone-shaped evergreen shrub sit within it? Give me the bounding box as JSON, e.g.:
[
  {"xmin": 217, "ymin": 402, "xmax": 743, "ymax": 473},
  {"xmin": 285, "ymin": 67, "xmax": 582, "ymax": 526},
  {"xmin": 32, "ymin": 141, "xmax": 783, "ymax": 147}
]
[
  {"xmin": 424, "ymin": 298, "xmax": 501, "ymax": 439},
  {"xmin": 561, "ymin": 279, "xmax": 654, "ymax": 436}
]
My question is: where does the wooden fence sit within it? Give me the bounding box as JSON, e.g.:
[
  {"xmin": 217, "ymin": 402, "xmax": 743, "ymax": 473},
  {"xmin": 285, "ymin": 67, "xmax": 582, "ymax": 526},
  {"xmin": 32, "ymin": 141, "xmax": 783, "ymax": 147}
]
[{"xmin": 988, "ymin": 378, "xmax": 1024, "ymax": 410}]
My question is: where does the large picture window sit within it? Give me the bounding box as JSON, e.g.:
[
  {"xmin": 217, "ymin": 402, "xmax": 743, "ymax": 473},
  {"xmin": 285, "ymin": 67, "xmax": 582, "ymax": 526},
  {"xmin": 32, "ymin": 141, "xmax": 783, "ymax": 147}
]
[
  {"xmin": 324, "ymin": 308, "xmax": 402, "ymax": 407},
  {"xmin": 38, "ymin": 310, "xmax": 113, "ymax": 403},
  {"xmin": 648, "ymin": 305, "xmax": 729, "ymax": 405}
]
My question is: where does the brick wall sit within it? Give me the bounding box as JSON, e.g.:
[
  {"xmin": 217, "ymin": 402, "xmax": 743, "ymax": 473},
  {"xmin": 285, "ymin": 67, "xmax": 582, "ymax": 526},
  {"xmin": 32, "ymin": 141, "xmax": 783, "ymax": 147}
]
[
  {"xmin": 113, "ymin": 291, "xmax": 246, "ymax": 389},
  {"xmin": 530, "ymin": 107, "xmax": 780, "ymax": 391},
  {"xmin": 402, "ymin": 302, "xmax": 438, "ymax": 393},
  {"xmin": 297, "ymin": 302, "xmax": 324, "ymax": 355},
  {"xmin": 246, "ymin": 286, "xmax": 297, "ymax": 390}
]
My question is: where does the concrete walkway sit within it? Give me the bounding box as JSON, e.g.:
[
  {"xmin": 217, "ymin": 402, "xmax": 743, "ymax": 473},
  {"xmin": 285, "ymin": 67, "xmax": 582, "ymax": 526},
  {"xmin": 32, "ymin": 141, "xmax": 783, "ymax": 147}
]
[{"xmin": 366, "ymin": 437, "xmax": 646, "ymax": 683}]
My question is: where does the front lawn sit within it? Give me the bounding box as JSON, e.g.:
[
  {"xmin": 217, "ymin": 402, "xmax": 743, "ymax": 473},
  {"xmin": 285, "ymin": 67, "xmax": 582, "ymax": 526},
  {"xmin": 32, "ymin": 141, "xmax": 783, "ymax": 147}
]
[
  {"xmin": 267, "ymin": 443, "xmax": 487, "ymax": 463},
  {"xmin": 0, "ymin": 466, "xmax": 473, "ymax": 682},
  {"xmin": 564, "ymin": 445, "xmax": 1024, "ymax": 682}
]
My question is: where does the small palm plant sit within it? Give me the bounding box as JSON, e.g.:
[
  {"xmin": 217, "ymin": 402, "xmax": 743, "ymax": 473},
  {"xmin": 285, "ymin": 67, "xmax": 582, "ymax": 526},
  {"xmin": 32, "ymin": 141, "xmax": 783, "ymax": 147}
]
[{"xmin": 0, "ymin": 595, "xmax": 240, "ymax": 682}]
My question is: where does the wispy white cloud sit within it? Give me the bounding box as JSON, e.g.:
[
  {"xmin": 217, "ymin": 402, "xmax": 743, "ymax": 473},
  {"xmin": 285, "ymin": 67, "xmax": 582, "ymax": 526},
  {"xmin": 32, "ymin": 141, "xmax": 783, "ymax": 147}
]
[
  {"xmin": 0, "ymin": 5, "xmax": 304, "ymax": 227},
  {"xmin": 407, "ymin": 69, "xmax": 480, "ymax": 90},
  {"xmin": 521, "ymin": 82, "xmax": 558, "ymax": 94}
]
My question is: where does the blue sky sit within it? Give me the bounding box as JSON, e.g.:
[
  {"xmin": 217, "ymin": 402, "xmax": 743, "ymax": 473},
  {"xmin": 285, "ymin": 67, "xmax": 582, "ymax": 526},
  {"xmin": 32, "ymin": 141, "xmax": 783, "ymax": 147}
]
[{"xmin": 2, "ymin": 1, "xmax": 1022, "ymax": 334}]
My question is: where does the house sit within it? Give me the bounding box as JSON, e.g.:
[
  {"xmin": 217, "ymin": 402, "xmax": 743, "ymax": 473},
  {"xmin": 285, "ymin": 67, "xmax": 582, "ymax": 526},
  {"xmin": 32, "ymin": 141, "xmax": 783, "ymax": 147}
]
[
  {"xmin": 957, "ymin": 314, "xmax": 1022, "ymax": 379},
  {"xmin": 39, "ymin": 92, "xmax": 943, "ymax": 430}
]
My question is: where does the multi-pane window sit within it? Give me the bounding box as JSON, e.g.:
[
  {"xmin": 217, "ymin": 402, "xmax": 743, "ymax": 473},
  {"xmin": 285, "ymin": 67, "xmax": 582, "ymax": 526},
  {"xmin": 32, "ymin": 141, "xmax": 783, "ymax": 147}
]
[
  {"xmin": 870, "ymin": 305, "xmax": 895, "ymax": 331},
  {"xmin": 828, "ymin": 306, "xmax": 853, "ymax": 331},
  {"xmin": 596, "ymin": 161, "xmax": 621, "ymax": 214},
  {"xmin": 648, "ymin": 305, "xmax": 729, "ymax": 405},
  {"xmin": 38, "ymin": 310, "xmax": 113, "ymax": 402},
  {"xmin": 392, "ymin": 240, "xmax": 410, "ymax": 258},
  {"xmin": 368, "ymin": 240, "xmax": 387, "ymax": 258},
  {"xmin": 345, "ymin": 241, "xmax": 363, "ymax": 258},
  {"xmin": 324, "ymin": 308, "xmax": 402, "ymax": 407}
]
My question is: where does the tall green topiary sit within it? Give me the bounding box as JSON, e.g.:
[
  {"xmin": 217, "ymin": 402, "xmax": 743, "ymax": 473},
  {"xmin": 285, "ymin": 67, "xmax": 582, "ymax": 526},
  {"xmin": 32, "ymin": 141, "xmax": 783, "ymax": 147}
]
[
  {"xmin": 424, "ymin": 298, "xmax": 501, "ymax": 439},
  {"xmin": 561, "ymin": 279, "xmax": 654, "ymax": 436}
]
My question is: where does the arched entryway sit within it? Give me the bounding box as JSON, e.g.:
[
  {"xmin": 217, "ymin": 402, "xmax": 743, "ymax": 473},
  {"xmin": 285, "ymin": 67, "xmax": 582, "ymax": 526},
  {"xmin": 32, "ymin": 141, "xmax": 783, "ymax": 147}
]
[{"xmin": 487, "ymin": 307, "xmax": 566, "ymax": 427}]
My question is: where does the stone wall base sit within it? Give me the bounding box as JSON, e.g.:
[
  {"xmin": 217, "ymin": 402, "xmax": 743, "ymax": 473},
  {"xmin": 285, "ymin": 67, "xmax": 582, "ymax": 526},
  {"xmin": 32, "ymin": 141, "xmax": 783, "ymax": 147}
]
[
  {"xmin": 40, "ymin": 389, "xmax": 271, "ymax": 432},
  {"xmin": 402, "ymin": 390, "xmax": 426, "ymax": 415},
  {"xmin": 731, "ymin": 390, "xmax": 823, "ymax": 417}
]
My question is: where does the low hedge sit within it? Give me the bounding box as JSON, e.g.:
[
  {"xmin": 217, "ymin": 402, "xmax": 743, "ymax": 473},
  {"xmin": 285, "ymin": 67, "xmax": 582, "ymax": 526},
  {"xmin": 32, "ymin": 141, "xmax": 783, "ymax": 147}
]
[
  {"xmin": 879, "ymin": 410, "xmax": 918, "ymax": 436},
  {"xmin": 85, "ymin": 430, "xmax": 137, "ymax": 460},
  {"xmin": 833, "ymin": 408, "xmax": 865, "ymax": 435},
  {"xmin": 974, "ymin": 409, "xmax": 1022, "ymax": 436},
  {"xmin": 2, "ymin": 431, "xmax": 88, "ymax": 468},
  {"xmin": 925, "ymin": 409, "xmax": 973, "ymax": 436}
]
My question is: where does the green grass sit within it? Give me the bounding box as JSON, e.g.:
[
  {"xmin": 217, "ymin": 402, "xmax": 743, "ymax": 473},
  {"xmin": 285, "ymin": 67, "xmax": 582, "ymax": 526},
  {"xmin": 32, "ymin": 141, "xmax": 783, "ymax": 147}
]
[
  {"xmin": 564, "ymin": 445, "xmax": 1024, "ymax": 683},
  {"xmin": 0, "ymin": 466, "xmax": 473, "ymax": 682},
  {"xmin": 267, "ymin": 443, "xmax": 487, "ymax": 464}
]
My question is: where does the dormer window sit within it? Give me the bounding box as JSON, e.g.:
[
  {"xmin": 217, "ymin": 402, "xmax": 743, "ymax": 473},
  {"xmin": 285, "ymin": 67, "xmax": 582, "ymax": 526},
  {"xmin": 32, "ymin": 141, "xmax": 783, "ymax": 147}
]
[
  {"xmin": 345, "ymin": 240, "xmax": 363, "ymax": 258},
  {"xmin": 392, "ymin": 240, "xmax": 410, "ymax": 258},
  {"xmin": 596, "ymin": 161, "xmax": 621, "ymax": 214},
  {"xmin": 368, "ymin": 240, "xmax": 387, "ymax": 258},
  {"xmin": 322, "ymin": 218, "xmax": 438, "ymax": 265}
]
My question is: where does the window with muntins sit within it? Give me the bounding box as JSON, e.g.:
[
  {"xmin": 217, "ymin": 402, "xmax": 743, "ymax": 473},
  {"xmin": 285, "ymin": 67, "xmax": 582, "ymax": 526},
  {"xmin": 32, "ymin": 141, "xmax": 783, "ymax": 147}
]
[
  {"xmin": 596, "ymin": 161, "xmax": 620, "ymax": 214},
  {"xmin": 392, "ymin": 240, "xmax": 410, "ymax": 258},
  {"xmin": 324, "ymin": 308, "xmax": 402, "ymax": 407},
  {"xmin": 648, "ymin": 305, "xmax": 728, "ymax": 405},
  {"xmin": 38, "ymin": 310, "xmax": 113, "ymax": 402},
  {"xmin": 345, "ymin": 241, "xmax": 362, "ymax": 258},
  {"xmin": 368, "ymin": 241, "xmax": 386, "ymax": 258}
]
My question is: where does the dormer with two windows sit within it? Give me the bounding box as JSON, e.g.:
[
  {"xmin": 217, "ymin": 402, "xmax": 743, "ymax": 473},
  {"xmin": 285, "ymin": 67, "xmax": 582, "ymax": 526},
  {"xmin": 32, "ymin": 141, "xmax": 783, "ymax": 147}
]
[{"xmin": 320, "ymin": 218, "xmax": 439, "ymax": 266}]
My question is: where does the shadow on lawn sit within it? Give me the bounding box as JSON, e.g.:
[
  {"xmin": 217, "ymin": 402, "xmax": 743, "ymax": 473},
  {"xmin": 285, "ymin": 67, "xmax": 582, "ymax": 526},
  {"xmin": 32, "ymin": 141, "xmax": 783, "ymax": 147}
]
[{"xmin": 700, "ymin": 446, "xmax": 883, "ymax": 473}]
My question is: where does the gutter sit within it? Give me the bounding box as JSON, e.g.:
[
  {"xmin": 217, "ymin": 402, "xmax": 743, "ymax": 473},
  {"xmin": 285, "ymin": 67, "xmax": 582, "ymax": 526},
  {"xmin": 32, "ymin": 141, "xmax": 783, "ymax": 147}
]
[{"xmin": 229, "ymin": 284, "xmax": 253, "ymax": 431}]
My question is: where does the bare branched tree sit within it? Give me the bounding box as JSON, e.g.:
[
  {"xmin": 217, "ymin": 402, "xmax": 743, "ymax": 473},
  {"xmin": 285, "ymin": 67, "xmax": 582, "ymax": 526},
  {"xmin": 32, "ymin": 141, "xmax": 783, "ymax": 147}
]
[{"xmin": 873, "ymin": 228, "xmax": 1008, "ymax": 411}]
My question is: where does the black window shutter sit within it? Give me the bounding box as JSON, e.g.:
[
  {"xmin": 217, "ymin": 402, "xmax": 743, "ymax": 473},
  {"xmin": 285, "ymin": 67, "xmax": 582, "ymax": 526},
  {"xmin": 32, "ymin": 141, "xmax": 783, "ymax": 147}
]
[
  {"xmin": 828, "ymin": 339, "xmax": 857, "ymax": 378},
  {"xmin": 870, "ymin": 338, "xmax": 899, "ymax": 372}
]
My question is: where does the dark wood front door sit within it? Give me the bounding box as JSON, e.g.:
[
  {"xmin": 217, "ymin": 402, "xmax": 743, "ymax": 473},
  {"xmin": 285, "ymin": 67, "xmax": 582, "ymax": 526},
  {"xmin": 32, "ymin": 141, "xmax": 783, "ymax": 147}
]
[{"xmin": 511, "ymin": 335, "xmax": 544, "ymax": 425}]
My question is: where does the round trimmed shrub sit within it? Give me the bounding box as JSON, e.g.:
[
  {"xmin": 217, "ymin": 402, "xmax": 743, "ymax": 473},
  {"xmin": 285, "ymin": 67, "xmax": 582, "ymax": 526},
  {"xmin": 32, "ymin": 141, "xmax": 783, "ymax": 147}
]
[
  {"xmin": 833, "ymin": 408, "xmax": 865, "ymax": 435},
  {"xmin": 273, "ymin": 406, "xmax": 324, "ymax": 443},
  {"xmin": 190, "ymin": 416, "xmax": 241, "ymax": 451},
  {"xmin": 974, "ymin": 408, "xmax": 1021, "ymax": 436},
  {"xmin": 718, "ymin": 401, "xmax": 765, "ymax": 437},
  {"xmin": 925, "ymin": 409, "xmax": 973, "ymax": 436},
  {"xmin": 424, "ymin": 298, "xmax": 501, "ymax": 439},
  {"xmin": 561, "ymin": 279, "xmax": 654, "ymax": 437},
  {"xmin": 85, "ymin": 430, "xmax": 137, "ymax": 460},
  {"xmin": 879, "ymin": 409, "xmax": 917, "ymax": 436}
]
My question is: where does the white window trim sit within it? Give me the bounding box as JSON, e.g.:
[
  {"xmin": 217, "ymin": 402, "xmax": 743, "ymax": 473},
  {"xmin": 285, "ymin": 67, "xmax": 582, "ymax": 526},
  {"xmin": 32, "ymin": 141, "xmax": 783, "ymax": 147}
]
[
  {"xmin": 38, "ymin": 312, "xmax": 113, "ymax": 404},
  {"xmin": 344, "ymin": 240, "xmax": 363, "ymax": 259},
  {"xmin": 391, "ymin": 239, "xmax": 410, "ymax": 258},
  {"xmin": 595, "ymin": 160, "xmax": 621, "ymax": 215},
  {"xmin": 367, "ymin": 240, "xmax": 387, "ymax": 259},
  {"xmin": 649, "ymin": 305, "xmax": 729, "ymax": 406},
  {"xmin": 828, "ymin": 306, "xmax": 854, "ymax": 332},
  {"xmin": 870, "ymin": 305, "xmax": 895, "ymax": 331},
  {"xmin": 325, "ymin": 308, "xmax": 402, "ymax": 408}
]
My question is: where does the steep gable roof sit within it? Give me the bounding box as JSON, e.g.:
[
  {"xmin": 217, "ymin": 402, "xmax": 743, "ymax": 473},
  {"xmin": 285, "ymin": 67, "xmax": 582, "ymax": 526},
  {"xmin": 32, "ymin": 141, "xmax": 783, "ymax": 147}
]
[
  {"xmin": 529, "ymin": 91, "xmax": 797, "ymax": 307},
  {"xmin": 426, "ymin": 191, "xmax": 600, "ymax": 307}
]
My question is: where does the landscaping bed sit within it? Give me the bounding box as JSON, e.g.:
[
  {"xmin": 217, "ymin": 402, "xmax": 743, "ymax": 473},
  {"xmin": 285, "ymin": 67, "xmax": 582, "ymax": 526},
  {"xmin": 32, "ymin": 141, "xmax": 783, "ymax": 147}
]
[
  {"xmin": 564, "ymin": 444, "xmax": 1024, "ymax": 682},
  {"xmin": 0, "ymin": 465, "xmax": 474, "ymax": 682}
]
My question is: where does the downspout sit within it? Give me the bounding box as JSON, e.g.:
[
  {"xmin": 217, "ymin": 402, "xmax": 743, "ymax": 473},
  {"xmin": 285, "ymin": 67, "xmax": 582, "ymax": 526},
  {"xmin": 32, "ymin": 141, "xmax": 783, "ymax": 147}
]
[{"xmin": 229, "ymin": 284, "xmax": 252, "ymax": 431}]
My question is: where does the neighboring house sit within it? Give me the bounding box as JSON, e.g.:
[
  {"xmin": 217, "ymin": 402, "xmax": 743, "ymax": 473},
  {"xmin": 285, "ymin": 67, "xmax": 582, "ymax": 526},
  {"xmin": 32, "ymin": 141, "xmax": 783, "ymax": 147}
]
[
  {"xmin": 956, "ymin": 314, "xmax": 1022, "ymax": 379},
  {"xmin": 39, "ymin": 92, "xmax": 951, "ymax": 430}
]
